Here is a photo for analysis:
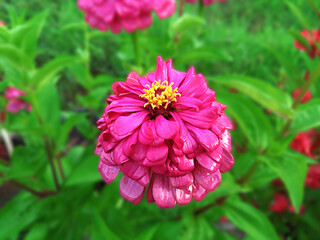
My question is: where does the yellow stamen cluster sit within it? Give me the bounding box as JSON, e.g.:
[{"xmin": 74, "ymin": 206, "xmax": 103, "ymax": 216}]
[{"xmin": 140, "ymin": 80, "xmax": 181, "ymax": 109}]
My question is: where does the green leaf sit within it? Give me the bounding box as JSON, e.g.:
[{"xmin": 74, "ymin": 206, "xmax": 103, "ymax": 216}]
[
  {"xmin": 218, "ymin": 91, "xmax": 274, "ymax": 150},
  {"xmin": 64, "ymin": 146, "xmax": 100, "ymax": 186},
  {"xmin": 175, "ymin": 46, "xmax": 232, "ymax": 65},
  {"xmin": 285, "ymin": 1, "xmax": 311, "ymax": 30},
  {"xmin": 291, "ymin": 99, "xmax": 320, "ymax": 132},
  {"xmin": 262, "ymin": 151, "xmax": 308, "ymax": 212},
  {"xmin": 224, "ymin": 197, "xmax": 279, "ymax": 240},
  {"xmin": 91, "ymin": 209, "xmax": 120, "ymax": 240},
  {"xmin": 10, "ymin": 11, "xmax": 47, "ymax": 61},
  {"xmin": 0, "ymin": 44, "xmax": 26, "ymax": 68},
  {"xmin": 32, "ymin": 56, "xmax": 80, "ymax": 89},
  {"xmin": 209, "ymin": 75, "xmax": 293, "ymax": 117},
  {"xmin": 35, "ymin": 82, "xmax": 61, "ymax": 129},
  {"xmin": 134, "ymin": 225, "xmax": 159, "ymax": 240},
  {"xmin": 171, "ymin": 15, "xmax": 205, "ymax": 34}
]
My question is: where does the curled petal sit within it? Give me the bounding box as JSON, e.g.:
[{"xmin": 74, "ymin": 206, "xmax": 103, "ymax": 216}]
[
  {"xmin": 169, "ymin": 172, "xmax": 194, "ymax": 188},
  {"xmin": 188, "ymin": 125, "xmax": 219, "ymax": 152},
  {"xmin": 155, "ymin": 115, "xmax": 178, "ymax": 139},
  {"xmin": 120, "ymin": 176, "xmax": 145, "ymax": 204},
  {"xmin": 194, "ymin": 166, "xmax": 221, "ymax": 191},
  {"xmin": 98, "ymin": 161, "xmax": 120, "ymax": 184},
  {"xmin": 220, "ymin": 148, "xmax": 234, "ymax": 173},
  {"xmin": 152, "ymin": 174, "xmax": 176, "ymax": 208},
  {"xmin": 174, "ymin": 185, "xmax": 193, "ymax": 205}
]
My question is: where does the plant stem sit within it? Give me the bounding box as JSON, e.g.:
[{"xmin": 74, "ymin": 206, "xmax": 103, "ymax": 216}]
[
  {"xmin": 198, "ymin": 0, "xmax": 204, "ymax": 17},
  {"xmin": 131, "ymin": 31, "xmax": 142, "ymax": 68},
  {"xmin": 10, "ymin": 180, "xmax": 57, "ymax": 198},
  {"xmin": 179, "ymin": 0, "xmax": 185, "ymax": 17},
  {"xmin": 56, "ymin": 153, "xmax": 65, "ymax": 180}
]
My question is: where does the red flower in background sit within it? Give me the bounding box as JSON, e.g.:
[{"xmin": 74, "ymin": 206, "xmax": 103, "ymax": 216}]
[
  {"xmin": 290, "ymin": 129, "xmax": 320, "ymax": 159},
  {"xmin": 77, "ymin": 0, "xmax": 176, "ymax": 33},
  {"xmin": 294, "ymin": 29, "xmax": 320, "ymax": 59},
  {"xmin": 4, "ymin": 87, "xmax": 32, "ymax": 113},
  {"xmin": 269, "ymin": 193, "xmax": 289, "ymax": 214},
  {"xmin": 186, "ymin": 0, "xmax": 226, "ymax": 5},
  {"xmin": 96, "ymin": 57, "xmax": 234, "ymax": 207},
  {"xmin": 292, "ymin": 89, "xmax": 312, "ymax": 103},
  {"xmin": 305, "ymin": 164, "xmax": 320, "ymax": 190},
  {"xmin": 0, "ymin": 20, "xmax": 5, "ymax": 26}
]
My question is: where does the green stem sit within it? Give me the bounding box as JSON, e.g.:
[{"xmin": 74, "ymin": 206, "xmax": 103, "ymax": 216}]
[
  {"xmin": 198, "ymin": 0, "xmax": 204, "ymax": 17},
  {"xmin": 179, "ymin": 0, "xmax": 185, "ymax": 17},
  {"xmin": 31, "ymin": 93, "xmax": 60, "ymax": 190},
  {"xmin": 131, "ymin": 31, "xmax": 142, "ymax": 68}
]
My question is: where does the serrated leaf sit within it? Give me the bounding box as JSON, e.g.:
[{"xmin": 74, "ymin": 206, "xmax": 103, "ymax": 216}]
[{"xmin": 209, "ymin": 75, "xmax": 293, "ymax": 117}]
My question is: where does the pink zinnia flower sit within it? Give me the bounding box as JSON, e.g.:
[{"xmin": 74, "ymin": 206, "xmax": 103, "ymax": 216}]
[
  {"xmin": 77, "ymin": 0, "xmax": 176, "ymax": 34},
  {"xmin": 294, "ymin": 29, "xmax": 320, "ymax": 59},
  {"xmin": 186, "ymin": 0, "xmax": 226, "ymax": 5},
  {"xmin": 4, "ymin": 87, "xmax": 32, "ymax": 113},
  {"xmin": 96, "ymin": 56, "xmax": 233, "ymax": 208},
  {"xmin": 269, "ymin": 193, "xmax": 289, "ymax": 214}
]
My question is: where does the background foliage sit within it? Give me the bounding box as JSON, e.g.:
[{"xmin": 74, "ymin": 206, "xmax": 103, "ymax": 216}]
[{"xmin": 0, "ymin": 0, "xmax": 320, "ymax": 239}]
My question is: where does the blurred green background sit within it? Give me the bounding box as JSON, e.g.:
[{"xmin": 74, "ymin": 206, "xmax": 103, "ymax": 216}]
[{"xmin": 0, "ymin": 0, "xmax": 320, "ymax": 239}]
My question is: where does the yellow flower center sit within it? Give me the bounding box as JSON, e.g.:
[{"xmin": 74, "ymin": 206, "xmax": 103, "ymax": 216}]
[{"xmin": 140, "ymin": 80, "xmax": 181, "ymax": 109}]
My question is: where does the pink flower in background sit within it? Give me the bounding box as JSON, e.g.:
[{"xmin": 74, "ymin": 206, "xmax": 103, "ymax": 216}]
[
  {"xmin": 305, "ymin": 164, "xmax": 320, "ymax": 190},
  {"xmin": 294, "ymin": 29, "xmax": 320, "ymax": 59},
  {"xmin": 0, "ymin": 20, "xmax": 5, "ymax": 26},
  {"xmin": 290, "ymin": 129, "xmax": 320, "ymax": 159},
  {"xmin": 96, "ymin": 56, "xmax": 233, "ymax": 208},
  {"xmin": 292, "ymin": 89, "xmax": 312, "ymax": 103},
  {"xmin": 77, "ymin": 0, "xmax": 176, "ymax": 34},
  {"xmin": 186, "ymin": 0, "xmax": 226, "ymax": 5},
  {"xmin": 4, "ymin": 87, "xmax": 32, "ymax": 113},
  {"xmin": 269, "ymin": 193, "xmax": 289, "ymax": 214}
]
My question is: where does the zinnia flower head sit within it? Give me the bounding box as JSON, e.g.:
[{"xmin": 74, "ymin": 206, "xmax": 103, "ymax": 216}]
[
  {"xmin": 294, "ymin": 29, "xmax": 320, "ymax": 59},
  {"xmin": 95, "ymin": 56, "xmax": 234, "ymax": 208},
  {"xmin": 77, "ymin": 0, "xmax": 176, "ymax": 34},
  {"xmin": 4, "ymin": 87, "xmax": 32, "ymax": 113},
  {"xmin": 186, "ymin": 0, "xmax": 226, "ymax": 5}
]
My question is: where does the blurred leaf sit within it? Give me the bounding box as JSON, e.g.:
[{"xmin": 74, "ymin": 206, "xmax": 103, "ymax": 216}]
[
  {"xmin": 10, "ymin": 11, "xmax": 47, "ymax": 61},
  {"xmin": 288, "ymin": 29, "xmax": 311, "ymax": 52},
  {"xmin": 24, "ymin": 223, "xmax": 48, "ymax": 240},
  {"xmin": 224, "ymin": 197, "xmax": 279, "ymax": 240},
  {"xmin": 175, "ymin": 46, "xmax": 232, "ymax": 65},
  {"xmin": 262, "ymin": 151, "xmax": 308, "ymax": 212},
  {"xmin": 33, "ymin": 56, "xmax": 80, "ymax": 89},
  {"xmin": 218, "ymin": 91, "xmax": 274, "ymax": 150},
  {"xmin": 291, "ymin": 99, "xmax": 320, "ymax": 132},
  {"xmin": 91, "ymin": 209, "xmax": 120, "ymax": 240},
  {"xmin": 0, "ymin": 44, "xmax": 26, "ymax": 68},
  {"xmin": 285, "ymin": 1, "xmax": 311, "ymax": 30},
  {"xmin": 134, "ymin": 225, "xmax": 159, "ymax": 240},
  {"xmin": 0, "ymin": 193, "xmax": 43, "ymax": 239},
  {"xmin": 64, "ymin": 146, "xmax": 100, "ymax": 186},
  {"xmin": 209, "ymin": 75, "xmax": 293, "ymax": 117},
  {"xmin": 35, "ymin": 82, "xmax": 61, "ymax": 129},
  {"xmin": 69, "ymin": 63, "xmax": 92, "ymax": 89},
  {"xmin": 171, "ymin": 15, "xmax": 205, "ymax": 34}
]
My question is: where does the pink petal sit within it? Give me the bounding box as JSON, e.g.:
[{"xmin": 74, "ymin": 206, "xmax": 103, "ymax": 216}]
[
  {"xmin": 169, "ymin": 172, "xmax": 194, "ymax": 188},
  {"xmin": 152, "ymin": 174, "xmax": 176, "ymax": 208},
  {"xmin": 187, "ymin": 125, "xmax": 220, "ymax": 152},
  {"xmin": 98, "ymin": 161, "xmax": 120, "ymax": 184},
  {"xmin": 6, "ymin": 99, "xmax": 26, "ymax": 113},
  {"xmin": 220, "ymin": 147, "xmax": 234, "ymax": 173},
  {"xmin": 192, "ymin": 182, "xmax": 208, "ymax": 201},
  {"xmin": 196, "ymin": 151, "xmax": 220, "ymax": 172},
  {"xmin": 174, "ymin": 185, "xmax": 193, "ymax": 205},
  {"xmin": 120, "ymin": 161, "xmax": 149, "ymax": 181},
  {"xmin": 113, "ymin": 111, "xmax": 149, "ymax": 139},
  {"xmin": 220, "ymin": 130, "xmax": 232, "ymax": 152},
  {"xmin": 123, "ymin": 130, "xmax": 138, "ymax": 157},
  {"xmin": 194, "ymin": 166, "xmax": 221, "ymax": 191},
  {"xmin": 155, "ymin": 115, "xmax": 178, "ymax": 139},
  {"xmin": 120, "ymin": 176, "xmax": 145, "ymax": 204},
  {"xmin": 100, "ymin": 150, "xmax": 116, "ymax": 166},
  {"xmin": 139, "ymin": 121, "xmax": 154, "ymax": 145},
  {"xmin": 155, "ymin": 56, "xmax": 168, "ymax": 83},
  {"xmin": 113, "ymin": 140, "xmax": 130, "ymax": 165}
]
